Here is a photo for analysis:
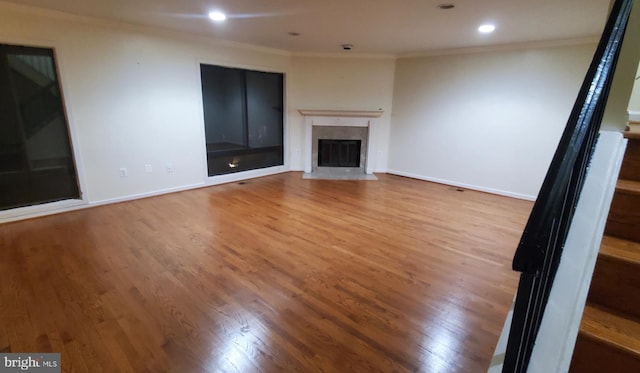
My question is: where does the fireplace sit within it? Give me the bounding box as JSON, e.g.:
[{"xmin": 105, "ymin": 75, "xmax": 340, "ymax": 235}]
[
  {"xmin": 311, "ymin": 125, "xmax": 367, "ymax": 174},
  {"xmin": 298, "ymin": 109, "xmax": 384, "ymax": 178},
  {"xmin": 318, "ymin": 139, "xmax": 362, "ymax": 167}
]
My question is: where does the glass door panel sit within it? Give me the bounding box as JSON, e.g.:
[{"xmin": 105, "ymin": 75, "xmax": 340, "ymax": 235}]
[{"xmin": 0, "ymin": 44, "xmax": 80, "ymax": 210}]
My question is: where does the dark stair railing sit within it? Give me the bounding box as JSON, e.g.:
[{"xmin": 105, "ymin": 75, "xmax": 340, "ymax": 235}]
[{"xmin": 502, "ymin": 0, "xmax": 633, "ymax": 372}]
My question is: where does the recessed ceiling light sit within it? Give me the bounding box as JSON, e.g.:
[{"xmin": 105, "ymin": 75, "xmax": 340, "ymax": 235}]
[
  {"xmin": 438, "ymin": 4, "xmax": 455, "ymax": 10},
  {"xmin": 478, "ymin": 24, "xmax": 496, "ymax": 33},
  {"xmin": 208, "ymin": 11, "xmax": 226, "ymax": 22}
]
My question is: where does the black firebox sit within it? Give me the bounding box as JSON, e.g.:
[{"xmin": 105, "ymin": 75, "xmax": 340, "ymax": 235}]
[{"xmin": 318, "ymin": 139, "xmax": 361, "ymax": 167}]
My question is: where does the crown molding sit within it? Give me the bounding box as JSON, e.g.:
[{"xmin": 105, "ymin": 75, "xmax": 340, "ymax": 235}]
[
  {"xmin": 0, "ymin": 1, "xmax": 292, "ymax": 57},
  {"xmin": 398, "ymin": 36, "xmax": 600, "ymax": 59},
  {"xmin": 0, "ymin": 1, "xmax": 602, "ymax": 59}
]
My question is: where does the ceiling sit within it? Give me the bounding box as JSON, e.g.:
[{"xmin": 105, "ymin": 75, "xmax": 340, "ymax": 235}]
[{"xmin": 6, "ymin": 0, "xmax": 611, "ymax": 55}]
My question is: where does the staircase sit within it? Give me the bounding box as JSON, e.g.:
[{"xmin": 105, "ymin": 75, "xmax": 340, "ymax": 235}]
[
  {"xmin": 8, "ymin": 54, "xmax": 62, "ymax": 139},
  {"xmin": 570, "ymin": 122, "xmax": 640, "ymax": 372}
]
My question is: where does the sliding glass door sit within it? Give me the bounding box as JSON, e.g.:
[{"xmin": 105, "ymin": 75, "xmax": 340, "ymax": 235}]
[
  {"xmin": 200, "ymin": 64, "xmax": 284, "ymax": 176},
  {"xmin": 0, "ymin": 44, "xmax": 79, "ymax": 211}
]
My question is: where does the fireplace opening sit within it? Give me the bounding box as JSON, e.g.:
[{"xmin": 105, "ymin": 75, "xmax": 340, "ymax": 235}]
[{"xmin": 318, "ymin": 139, "xmax": 361, "ymax": 167}]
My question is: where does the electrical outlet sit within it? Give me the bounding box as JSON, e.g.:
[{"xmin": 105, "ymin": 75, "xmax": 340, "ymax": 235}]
[
  {"xmin": 166, "ymin": 163, "xmax": 173, "ymax": 173},
  {"xmin": 144, "ymin": 164, "xmax": 152, "ymax": 173},
  {"xmin": 119, "ymin": 168, "xmax": 128, "ymax": 177}
]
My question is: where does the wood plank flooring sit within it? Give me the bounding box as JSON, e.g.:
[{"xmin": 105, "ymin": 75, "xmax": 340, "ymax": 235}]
[{"xmin": 0, "ymin": 173, "xmax": 532, "ymax": 372}]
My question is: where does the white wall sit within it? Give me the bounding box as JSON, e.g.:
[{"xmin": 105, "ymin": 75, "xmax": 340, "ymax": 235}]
[
  {"xmin": 288, "ymin": 55, "xmax": 396, "ymax": 172},
  {"xmin": 0, "ymin": 1, "xmax": 610, "ymax": 220},
  {"xmin": 629, "ymin": 62, "xmax": 640, "ymax": 117},
  {"xmin": 0, "ymin": 2, "xmax": 291, "ymax": 209},
  {"xmin": 389, "ymin": 44, "xmax": 597, "ymax": 199},
  {"xmin": 0, "ymin": 2, "xmax": 398, "ymax": 219},
  {"xmin": 603, "ymin": 1, "xmax": 640, "ymax": 128}
]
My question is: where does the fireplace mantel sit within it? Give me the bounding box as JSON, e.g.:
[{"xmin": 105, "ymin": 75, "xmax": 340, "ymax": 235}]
[
  {"xmin": 298, "ymin": 109, "xmax": 384, "ymax": 118},
  {"xmin": 299, "ymin": 109, "xmax": 381, "ymax": 175}
]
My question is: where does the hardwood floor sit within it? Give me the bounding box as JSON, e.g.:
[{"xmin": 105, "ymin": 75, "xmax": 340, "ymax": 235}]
[{"xmin": 0, "ymin": 173, "xmax": 532, "ymax": 372}]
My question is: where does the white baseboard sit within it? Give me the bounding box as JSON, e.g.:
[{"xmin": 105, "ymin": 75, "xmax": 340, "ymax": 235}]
[
  {"xmin": 0, "ymin": 199, "xmax": 89, "ymax": 224},
  {"xmin": 386, "ymin": 169, "xmax": 537, "ymax": 201},
  {"xmin": 629, "ymin": 110, "xmax": 640, "ymax": 122},
  {"xmin": 0, "ymin": 166, "xmax": 537, "ymax": 223},
  {"xmin": 0, "ymin": 166, "xmax": 290, "ymax": 224},
  {"xmin": 90, "ymin": 182, "xmax": 206, "ymax": 207}
]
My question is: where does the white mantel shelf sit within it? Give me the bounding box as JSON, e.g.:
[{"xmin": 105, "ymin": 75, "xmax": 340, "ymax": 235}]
[{"xmin": 298, "ymin": 109, "xmax": 384, "ymax": 118}]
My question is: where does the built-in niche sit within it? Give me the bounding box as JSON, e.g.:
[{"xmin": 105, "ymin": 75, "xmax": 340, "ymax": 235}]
[{"xmin": 200, "ymin": 64, "xmax": 284, "ymax": 176}]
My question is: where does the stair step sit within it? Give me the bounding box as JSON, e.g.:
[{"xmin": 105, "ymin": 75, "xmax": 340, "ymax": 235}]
[
  {"xmin": 616, "ymin": 179, "xmax": 640, "ymax": 195},
  {"xmin": 619, "ymin": 138, "xmax": 640, "ymax": 180},
  {"xmin": 600, "ymin": 235, "xmax": 640, "ymax": 264},
  {"xmin": 588, "ymin": 236, "xmax": 640, "ymax": 319},
  {"xmin": 604, "ymin": 180, "xmax": 640, "ymax": 241},
  {"xmin": 570, "ymin": 305, "xmax": 640, "ymax": 372},
  {"xmin": 582, "ymin": 305, "xmax": 640, "ymax": 356},
  {"xmin": 625, "ymin": 121, "xmax": 640, "ymax": 139}
]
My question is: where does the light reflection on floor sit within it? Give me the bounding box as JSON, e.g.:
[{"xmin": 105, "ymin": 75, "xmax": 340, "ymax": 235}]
[
  {"xmin": 206, "ymin": 311, "xmax": 268, "ymax": 372},
  {"xmin": 419, "ymin": 303, "xmax": 467, "ymax": 372}
]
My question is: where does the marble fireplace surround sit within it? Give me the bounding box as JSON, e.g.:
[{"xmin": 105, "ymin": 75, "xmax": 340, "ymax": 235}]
[{"xmin": 298, "ymin": 109, "xmax": 383, "ymax": 175}]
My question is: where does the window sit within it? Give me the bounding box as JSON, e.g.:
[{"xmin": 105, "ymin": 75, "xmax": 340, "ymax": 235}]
[
  {"xmin": 200, "ymin": 64, "xmax": 284, "ymax": 176},
  {"xmin": 0, "ymin": 44, "xmax": 79, "ymax": 211}
]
